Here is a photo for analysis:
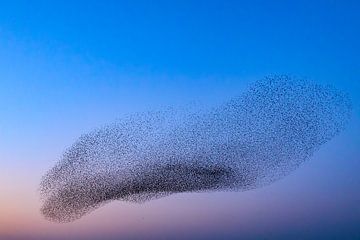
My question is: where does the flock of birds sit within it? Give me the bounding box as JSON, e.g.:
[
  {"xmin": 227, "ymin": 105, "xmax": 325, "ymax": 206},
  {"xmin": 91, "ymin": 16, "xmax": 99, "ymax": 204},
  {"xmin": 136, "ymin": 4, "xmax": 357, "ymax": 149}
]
[{"xmin": 40, "ymin": 76, "xmax": 351, "ymax": 223}]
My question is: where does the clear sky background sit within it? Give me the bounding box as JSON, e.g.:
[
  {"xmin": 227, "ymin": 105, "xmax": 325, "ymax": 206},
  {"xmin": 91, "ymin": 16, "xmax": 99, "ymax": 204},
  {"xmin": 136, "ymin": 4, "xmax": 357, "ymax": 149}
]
[{"xmin": 0, "ymin": 1, "xmax": 359, "ymax": 239}]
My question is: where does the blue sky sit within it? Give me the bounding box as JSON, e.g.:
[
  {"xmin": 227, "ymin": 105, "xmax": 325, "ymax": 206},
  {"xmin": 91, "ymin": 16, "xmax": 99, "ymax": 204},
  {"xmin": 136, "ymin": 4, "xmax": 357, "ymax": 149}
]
[{"xmin": 0, "ymin": 1, "xmax": 359, "ymax": 239}]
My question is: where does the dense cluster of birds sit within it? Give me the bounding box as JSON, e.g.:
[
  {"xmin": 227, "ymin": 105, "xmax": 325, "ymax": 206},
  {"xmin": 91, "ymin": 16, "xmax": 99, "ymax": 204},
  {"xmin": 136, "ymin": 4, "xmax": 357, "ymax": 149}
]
[{"xmin": 40, "ymin": 75, "xmax": 351, "ymax": 223}]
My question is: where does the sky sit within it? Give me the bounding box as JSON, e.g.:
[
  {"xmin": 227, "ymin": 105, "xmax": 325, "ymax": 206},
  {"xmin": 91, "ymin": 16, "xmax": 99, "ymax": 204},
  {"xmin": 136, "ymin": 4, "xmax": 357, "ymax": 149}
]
[{"xmin": 0, "ymin": 0, "xmax": 359, "ymax": 239}]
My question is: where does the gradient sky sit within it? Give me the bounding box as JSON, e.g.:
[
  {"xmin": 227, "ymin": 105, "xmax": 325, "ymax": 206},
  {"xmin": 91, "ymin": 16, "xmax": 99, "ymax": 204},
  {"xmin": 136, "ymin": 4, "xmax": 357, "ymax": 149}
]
[{"xmin": 0, "ymin": 1, "xmax": 359, "ymax": 239}]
